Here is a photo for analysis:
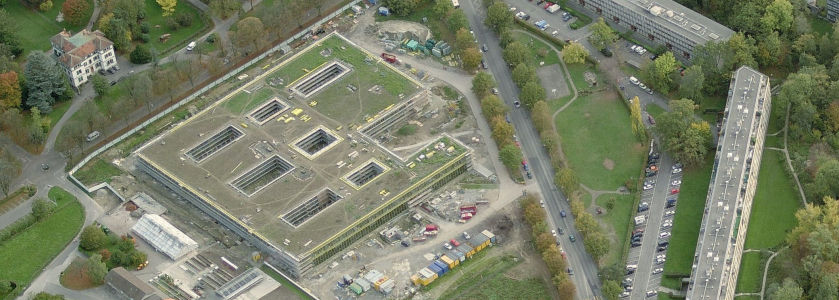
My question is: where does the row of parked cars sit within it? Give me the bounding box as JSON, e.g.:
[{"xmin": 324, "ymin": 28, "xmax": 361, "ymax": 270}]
[{"xmin": 628, "ymin": 76, "xmax": 654, "ymax": 95}]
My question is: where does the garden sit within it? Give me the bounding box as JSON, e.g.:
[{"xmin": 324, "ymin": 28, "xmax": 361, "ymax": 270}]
[{"xmin": 2, "ymin": 0, "xmax": 94, "ymax": 55}]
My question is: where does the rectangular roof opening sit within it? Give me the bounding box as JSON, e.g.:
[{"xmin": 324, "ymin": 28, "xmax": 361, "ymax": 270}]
[
  {"xmin": 281, "ymin": 188, "xmax": 342, "ymax": 227},
  {"xmin": 291, "ymin": 126, "xmax": 342, "ymax": 159},
  {"xmin": 343, "ymin": 159, "xmax": 389, "ymax": 190},
  {"xmin": 230, "ymin": 155, "xmax": 295, "ymax": 196},
  {"xmin": 291, "ymin": 61, "xmax": 351, "ymax": 98},
  {"xmin": 248, "ymin": 97, "xmax": 288, "ymax": 124},
  {"xmin": 185, "ymin": 126, "xmax": 244, "ymax": 162}
]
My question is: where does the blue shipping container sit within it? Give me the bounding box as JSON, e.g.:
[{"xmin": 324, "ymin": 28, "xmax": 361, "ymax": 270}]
[
  {"xmin": 434, "ymin": 260, "xmax": 449, "ymax": 273},
  {"xmin": 428, "ymin": 263, "xmax": 444, "ymax": 277}
]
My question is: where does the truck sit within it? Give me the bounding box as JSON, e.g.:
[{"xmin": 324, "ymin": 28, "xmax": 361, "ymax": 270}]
[
  {"xmin": 546, "ymin": 4, "xmax": 560, "ymax": 13},
  {"xmin": 380, "ymin": 53, "xmax": 399, "ymax": 64}
]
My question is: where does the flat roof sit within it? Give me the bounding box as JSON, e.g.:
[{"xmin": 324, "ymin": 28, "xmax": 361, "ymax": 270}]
[
  {"xmin": 615, "ymin": 0, "xmax": 734, "ymax": 44},
  {"xmin": 136, "ymin": 33, "xmax": 466, "ymax": 256},
  {"xmin": 688, "ymin": 66, "xmax": 769, "ymax": 299}
]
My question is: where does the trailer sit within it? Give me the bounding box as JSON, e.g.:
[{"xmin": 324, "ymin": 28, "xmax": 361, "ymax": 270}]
[{"xmin": 547, "ymin": 4, "xmax": 560, "ymax": 13}]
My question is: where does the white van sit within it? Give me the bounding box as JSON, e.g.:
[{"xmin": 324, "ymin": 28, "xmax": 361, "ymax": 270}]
[
  {"xmin": 629, "ymin": 76, "xmax": 639, "ymax": 85},
  {"xmin": 86, "ymin": 131, "xmax": 101, "ymax": 142},
  {"xmin": 186, "ymin": 41, "xmax": 196, "ymax": 51}
]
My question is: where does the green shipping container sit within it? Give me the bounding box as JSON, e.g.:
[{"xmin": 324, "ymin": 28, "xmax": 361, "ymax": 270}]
[{"xmin": 349, "ymin": 282, "xmax": 363, "ymax": 295}]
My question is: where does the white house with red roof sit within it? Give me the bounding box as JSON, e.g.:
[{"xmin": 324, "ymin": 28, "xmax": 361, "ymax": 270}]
[{"xmin": 50, "ymin": 29, "xmax": 118, "ymax": 88}]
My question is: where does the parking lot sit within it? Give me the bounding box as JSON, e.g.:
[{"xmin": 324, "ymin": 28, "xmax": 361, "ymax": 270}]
[{"xmin": 623, "ymin": 149, "xmax": 683, "ymax": 298}]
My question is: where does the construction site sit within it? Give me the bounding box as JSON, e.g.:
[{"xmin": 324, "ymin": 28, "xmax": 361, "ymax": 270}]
[{"xmin": 132, "ymin": 32, "xmax": 488, "ymax": 280}]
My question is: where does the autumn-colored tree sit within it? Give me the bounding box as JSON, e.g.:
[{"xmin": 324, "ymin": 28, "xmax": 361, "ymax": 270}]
[
  {"xmin": 156, "ymin": 0, "xmax": 177, "ymax": 16},
  {"xmin": 461, "ymin": 47, "xmax": 482, "ymax": 73},
  {"xmin": 535, "ymin": 232, "xmax": 556, "ymax": 253},
  {"xmin": 557, "ymin": 275, "xmax": 577, "ymax": 298},
  {"xmin": 61, "ymin": 0, "xmax": 91, "ymax": 26},
  {"xmin": 542, "ymin": 246, "xmax": 568, "ymax": 275},
  {"xmin": 0, "ymin": 71, "xmax": 21, "ymax": 110},
  {"xmin": 480, "ymin": 95, "xmax": 507, "ymax": 119},
  {"xmin": 490, "ymin": 115, "xmax": 514, "ymax": 146},
  {"xmin": 629, "ymin": 96, "xmax": 646, "ymax": 140}
]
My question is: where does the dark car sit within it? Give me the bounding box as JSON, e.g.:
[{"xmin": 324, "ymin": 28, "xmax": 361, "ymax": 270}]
[
  {"xmin": 560, "ymin": 210, "xmax": 567, "ymax": 217},
  {"xmin": 401, "ymin": 240, "xmax": 410, "ymax": 247},
  {"xmin": 482, "ymin": 44, "xmax": 488, "ymax": 52},
  {"xmin": 657, "ymin": 245, "xmax": 668, "ymax": 252},
  {"xmin": 658, "ymin": 241, "xmax": 670, "ymax": 247},
  {"xmin": 600, "ymin": 47, "xmax": 613, "ymax": 57},
  {"xmin": 558, "ymin": 228, "xmax": 564, "ymax": 235},
  {"xmin": 569, "ymin": 235, "xmax": 576, "ymax": 242},
  {"xmin": 631, "ymin": 242, "xmax": 642, "ymax": 248},
  {"xmin": 666, "ymin": 199, "xmax": 677, "ymax": 208}
]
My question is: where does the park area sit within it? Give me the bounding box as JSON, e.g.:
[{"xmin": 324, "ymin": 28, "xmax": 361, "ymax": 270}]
[
  {"xmin": 595, "ymin": 193, "xmax": 636, "ymax": 266},
  {"xmin": 735, "ymin": 251, "xmax": 765, "ymax": 294},
  {"xmin": 2, "ymin": 0, "xmax": 93, "ymax": 55},
  {"xmin": 743, "ymin": 151, "xmax": 800, "ymax": 250},
  {"xmin": 141, "ymin": 0, "xmax": 208, "ymax": 55},
  {"xmin": 0, "ymin": 187, "xmax": 84, "ymax": 298},
  {"xmin": 437, "ymin": 253, "xmax": 551, "ymax": 300}
]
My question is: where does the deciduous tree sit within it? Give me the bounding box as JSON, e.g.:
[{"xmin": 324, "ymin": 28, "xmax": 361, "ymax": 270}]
[
  {"xmin": 86, "ymin": 254, "xmax": 107, "ymax": 285},
  {"xmin": 503, "ymin": 41, "xmax": 529, "ymax": 67},
  {"xmin": 433, "ymin": 0, "xmax": 453, "ymax": 19},
  {"xmin": 447, "ymin": 10, "xmax": 469, "ymax": 32},
  {"xmin": 486, "ymin": 1, "xmax": 512, "ymax": 33},
  {"xmin": 33, "ymin": 292, "xmax": 65, "ymax": 300},
  {"xmin": 512, "ymin": 63, "xmax": 536, "ymax": 88},
  {"xmin": 91, "ymin": 74, "xmax": 108, "ymax": 98},
  {"xmin": 31, "ymin": 198, "xmax": 56, "ymax": 219},
  {"xmin": 644, "ymin": 51, "xmax": 678, "ymax": 93},
  {"xmin": 209, "ymin": 0, "xmax": 239, "ymax": 19},
  {"xmin": 589, "ymin": 18, "xmax": 617, "ymax": 51},
  {"xmin": 80, "ymin": 225, "xmax": 107, "ymax": 251},
  {"xmin": 519, "ymin": 81, "xmax": 544, "ymax": 108},
  {"xmin": 562, "ymin": 42, "xmax": 588, "ymax": 65},
  {"xmin": 629, "ymin": 96, "xmax": 646, "ymax": 140},
  {"xmin": 0, "ymin": 71, "xmax": 20, "ymax": 110},
  {"xmin": 556, "ymin": 168, "xmax": 579, "ymax": 194},
  {"xmin": 679, "ymin": 65, "xmax": 705, "ymax": 101},
  {"xmin": 381, "ymin": 0, "xmax": 417, "ymax": 16},
  {"xmin": 602, "ymin": 280, "xmax": 623, "ymax": 300},
  {"xmin": 156, "ymin": 0, "xmax": 177, "ymax": 16},
  {"xmin": 0, "ymin": 9, "xmax": 23, "ymax": 56},
  {"xmin": 61, "ymin": 0, "xmax": 91, "ymax": 26},
  {"xmin": 455, "ymin": 28, "xmax": 477, "ymax": 52},
  {"xmin": 480, "ymin": 95, "xmax": 507, "ymax": 118},
  {"xmin": 461, "ymin": 47, "xmax": 482, "ymax": 72},
  {"xmin": 233, "ymin": 17, "xmax": 265, "ymax": 55},
  {"xmin": 471, "ymin": 72, "xmax": 495, "ymax": 99},
  {"xmin": 491, "ymin": 115, "xmax": 514, "ymax": 146},
  {"xmin": 130, "ymin": 45, "xmax": 152, "ymax": 64},
  {"xmin": 499, "ymin": 144, "xmax": 522, "ymax": 171},
  {"xmin": 769, "ymin": 278, "xmax": 803, "ymax": 300},
  {"xmin": 761, "ymin": 0, "xmax": 794, "ymax": 35}
]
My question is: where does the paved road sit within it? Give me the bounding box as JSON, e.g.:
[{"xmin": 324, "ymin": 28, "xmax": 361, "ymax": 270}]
[{"xmin": 461, "ymin": 0, "xmax": 603, "ymax": 299}]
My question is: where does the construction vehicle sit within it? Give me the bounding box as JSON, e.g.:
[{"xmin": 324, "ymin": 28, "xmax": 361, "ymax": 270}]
[{"xmin": 380, "ymin": 53, "xmax": 399, "ymax": 64}]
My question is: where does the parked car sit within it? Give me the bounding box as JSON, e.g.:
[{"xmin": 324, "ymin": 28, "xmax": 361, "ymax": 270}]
[
  {"xmin": 629, "ymin": 76, "xmax": 640, "ymax": 85},
  {"xmin": 659, "ymin": 232, "xmax": 671, "ymax": 238},
  {"xmin": 568, "ymin": 235, "xmax": 576, "ymax": 242},
  {"xmin": 672, "ymin": 167, "xmax": 682, "ymax": 174},
  {"xmin": 552, "ymin": 229, "xmax": 557, "ymax": 236},
  {"xmin": 638, "ymin": 83, "xmax": 647, "ymax": 90},
  {"xmin": 463, "ymin": 232, "xmax": 471, "ymax": 240},
  {"xmin": 652, "ymin": 268, "xmax": 663, "ymax": 274},
  {"xmin": 443, "ymin": 243, "xmax": 453, "ymax": 250},
  {"xmin": 450, "ymin": 239, "xmax": 460, "ymax": 247},
  {"xmin": 558, "ymin": 228, "xmax": 564, "ymax": 235},
  {"xmin": 648, "ymin": 115, "xmax": 656, "ymax": 125},
  {"xmin": 514, "ymin": 100, "xmax": 521, "ymax": 108},
  {"xmin": 560, "ymin": 210, "xmax": 567, "ymax": 217},
  {"xmin": 670, "ymin": 188, "xmax": 680, "ymax": 195},
  {"xmin": 672, "ymin": 180, "xmax": 682, "ymax": 186},
  {"xmin": 600, "ymin": 47, "xmax": 613, "ymax": 57},
  {"xmin": 482, "ymin": 44, "xmax": 488, "ymax": 52},
  {"xmin": 491, "ymin": 88, "xmax": 499, "ymax": 95}
]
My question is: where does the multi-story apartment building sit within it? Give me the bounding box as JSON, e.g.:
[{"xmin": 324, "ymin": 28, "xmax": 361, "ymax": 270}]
[
  {"xmin": 828, "ymin": 0, "xmax": 839, "ymax": 22},
  {"xmin": 686, "ymin": 66, "xmax": 771, "ymax": 300},
  {"xmin": 50, "ymin": 29, "xmax": 119, "ymax": 88},
  {"xmin": 573, "ymin": 0, "xmax": 734, "ymax": 60}
]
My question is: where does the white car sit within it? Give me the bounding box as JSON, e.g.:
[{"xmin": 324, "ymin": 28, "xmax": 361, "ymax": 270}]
[
  {"xmin": 672, "ymin": 168, "xmax": 682, "ymax": 174},
  {"xmin": 661, "ymin": 222, "xmax": 672, "ymax": 229},
  {"xmin": 491, "ymin": 88, "xmax": 499, "ymax": 95},
  {"xmin": 672, "ymin": 180, "xmax": 682, "ymax": 186},
  {"xmin": 664, "ymin": 210, "xmax": 675, "ymax": 217},
  {"xmin": 655, "ymin": 258, "xmax": 666, "ymax": 264},
  {"xmin": 540, "ymin": 200, "xmax": 545, "ymax": 207},
  {"xmin": 643, "ymin": 184, "xmax": 654, "ymax": 190},
  {"xmin": 443, "ymin": 243, "xmax": 453, "ymax": 250},
  {"xmin": 638, "ymin": 83, "xmax": 647, "ymax": 90},
  {"xmin": 630, "ymin": 45, "xmax": 638, "ymax": 51},
  {"xmin": 629, "ymin": 76, "xmax": 640, "ymax": 85},
  {"xmin": 656, "ymin": 254, "xmax": 667, "ymax": 259},
  {"xmin": 463, "ymin": 232, "xmax": 471, "ymax": 240},
  {"xmin": 620, "ymin": 291, "xmax": 630, "ymax": 298},
  {"xmin": 646, "ymin": 290, "xmax": 658, "ymax": 297},
  {"xmin": 659, "ymin": 232, "xmax": 671, "ymax": 238},
  {"xmin": 552, "ymin": 229, "xmax": 557, "ymax": 236},
  {"xmin": 652, "ymin": 268, "xmax": 664, "ymax": 274}
]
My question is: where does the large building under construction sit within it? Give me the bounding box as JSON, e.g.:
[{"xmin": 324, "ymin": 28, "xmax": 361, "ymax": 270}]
[{"xmin": 135, "ymin": 33, "xmax": 472, "ymax": 277}]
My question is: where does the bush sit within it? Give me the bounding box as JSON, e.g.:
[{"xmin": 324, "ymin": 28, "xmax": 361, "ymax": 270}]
[
  {"xmin": 31, "ymin": 198, "xmax": 56, "ymax": 220},
  {"xmin": 79, "ymin": 225, "xmax": 107, "ymax": 251},
  {"xmin": 140, "ymin": 22, "xmax": 150, "ymax": 34},
  {"xmin": 165, "ymin": 17, "xmax": 179, "ymax": 30},
  {"xmin": 0, "ymin": 280, "xmax": 12, "ymax": 294},
  {"xmin": 0, "ymin": 215, "xmax": 37, "ymax": 244},
  {"xmin": 397, "ymin": 124, "xmax": 417, "ymax": 136},
  {"xmin": 130, "ymin": 45, "xmax": 152, "ymax": 64},
  {"xmin": 206, "ymin": 33, "xmax": 217, "ymax": 43},
  {"xmin": 140, "ymin": 33, "xmax": 150, "ymax": 43},
  {"xmin": 175, "ymin": 12, "xmax": 193, "ymax": 27}
]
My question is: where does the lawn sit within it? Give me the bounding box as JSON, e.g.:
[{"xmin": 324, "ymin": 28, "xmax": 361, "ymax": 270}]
[
  {"xmin": 514, "ymin": 34, "xmax": 560, "ymax": 66},
  {"xmin": 260, "ymin": 265, "xmax": 314, "ymax": 300},
  {"xmin": 223, "ymin": 87, "xmax": 277, "ymax": 114},
  {"xmin": 142, "ymin": 0, "xmax": 209, "ymax": 56},
  {"xmin": 46, "ymin": 100, "xmax": 72, "ymax": 133},
  {"xmin": 743, "ymin": 151, "xmax": 800, "ymax": 249},
  {"xmin": 564, "ymin": 63, "xmax": 598, "ymax": 93},
  {"xmin": 73, "ymin": 158, "xmax": 123, "ymax": 186},
  {"xmin": 660, "ymin": 155, "xmax": 714, "ymax": 289},
  {"xmin": 596, "ymin": 193, "xmax": 636, "ymax": 266},
  {"xmin": 735, "ymin": 251, "xmax": 763, "ymax": 293},
  {"xmin": 3, "ymin": 0, "xmax": 93, "ymax": 55},
  {"xmin": 808, "ymin": 16, "xmax": 834, "ymax": 36},
  {"xmin": 439, "ymin": 253, "xmax": 551, "ymax": 300},
  {"xmin": 555, "ymin": 91, "xmax": 646, "ymax": 190},
  {"xmin": 0, "ymin": 187, "xmax": 84, "ymax": 297}
]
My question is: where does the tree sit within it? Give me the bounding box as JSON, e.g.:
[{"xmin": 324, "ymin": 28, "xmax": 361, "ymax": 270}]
[
  {"xmin": 693, "ymin": 40, "xmax": 735, "ymax": 95},
  {"xmin": 381, "ymin": 0, "xmax": 416, "ymax": 16},
  {"xmin": 542, "ymin": 247, "xmax": 568, "ymax": 275},
  {"xmin": 491, "ymin": 116, "xmax": 514, "ymax": 146},
  {"xmin": 557, "ymin": 276, "xmax": 576, "ymax": 299},
  {"xmin": 91, "ymin": 74, "xmax": 108, "ymax": 98},
  {"xmin": 519, "ymin": 81, "xmax": 544, "ymax": 108},
  {"xmin": 769, "ymin": 278, "xmax": 803, "ymax": 300},
  {"xmin": 480, "ymin": 95, "xmax": 507, "ymax": 118},
  {"xmin": 455, "ymin": 28, "xmax": 477, "ymax": 52},
  {"xmin": 556, "ymin": 168, "xmax": 579, "ymax": 194},
  {"xmin": 629, "ymin": 96, "xmax": 645, "ymax": 140},
  {"xmin": 562, "ymin": 42, "xmax": 588, "ymax": 65},
  {"xmin": 761, "ymin": 0, "xmax": 794, "ymax": 35},
  {"xmin": 0, "ymin": 154, "xmax": 19, "ymax": 196},
  {"xmin": 727, "ymin": 33, "xmax": 758, "ymax": 69},
  {"xmin": 589, "ymin": 18, "xmax": 617, "ymax": 50},
  {"xmin": 503, "ymin": 41, "xmax": 529, "ymax": 67},
  {"xmin": 812, "ymin": 159, "xmax": 839, "ymax": 200},
  {"xmin": 679, "ymin": 65, "xmax": 705, "ymax": 101},
  {"xmin": 156, "ymin": 0, "xmax": 177, "ymax": 16},
  {"xmin": 757, "ymin": 31, "xmax": 783, "ymax": 67},
  {"xmin": 531, "ymin": 101, "xmax": 553, "ymax": 133},
  {"xmin": 234, "ymin": 17, "xmax": 265, "ymax": 55},
  {"xmin": 433, "ymin": 0, "xmax": 453, "ymax": 19},
  {"xmin": 86, "ymin": 254, "xmax": 108, "ymax": 285},
  {"xmin": 673, "ymin": 121, "xmax": 711, "ymax": 167},
  {"xmin": 499, "ymin": 144, "xmax": 523, "ymax": 170},
  {"xmin": 644, "ymin": 52, "xmax": 678, "ymax": 93},
  {"xmin": 126, "ymin": 74, "xmax": 153, "ymax": 108},
  {"xmin": 0, "ymin": 71, "xmax": 20, "ymax": 110},
  {"xmin": 602, "ymin": 280, "xmax": 623, "ymax": 300},
  {"xmin": 31, "ymin": 198, "xmax": 56, "ymax": 220},
  {"xmin": 80, "ymin": 225, "xmax": 107, "ymax": 251},
  {"xmin": 499, "ymin": 29, "xmax": 515, "ymax": 48},
  {"xmin": 130, "ymin": 45, "xmax": 152, "ymax": 64},
  {"xmin": 583, "ymin": 230, "xmax": 610, "ymax": 261},
  {"xmin": 461, "ymin": 47, "xmax": 482, "ymax": 73},
  {"xmin": 472, "ymin": 72, "xmax": 495, "ymax": 98},
  {"xmin": 0, "ymin": 9, "xmax": 23, "ymax": 56},
  {"xmin": 826, "ymin": 101, "xmax": 839, "ymax": 133},
  {"xmin": 447, "ymin": 10, "xmax": 469, "ymax": 32},
  {"xmin": 535, "ymin": 231, "xmax": 556, "ymax": 252},
  {"xmin": 61, "ymin": 0, "xmax": 91, "ymax": 26},
  {"xmin": 209, "ymin": 0, "xmax": 239, "ymax": 19},
  {"xmin": 511, "ymin": 63, "xmax": 536, "ymax": 88},
  {"xmin": 24, "ymin": 51, "xmax": 66, "ymax": 113},
  {"xmin": 486, "ymin": 1, "xmax": 513, "ymax": 33}
]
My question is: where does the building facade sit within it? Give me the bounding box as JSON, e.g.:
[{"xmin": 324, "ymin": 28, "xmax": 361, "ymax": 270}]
[
  {"xmin": 50, "ymin": 29, "xmax": 118, "ymax": 88},
  {"xmin": 573, "ymin": 0, "xmax": 733, "ymax": 60},
  {"xmin": 687, "ymin": 66, "xmax": 771, "ymax": 300},
  {"xmin": 828, "ymin": 0, "xmax": 839, "ymax": 22}
]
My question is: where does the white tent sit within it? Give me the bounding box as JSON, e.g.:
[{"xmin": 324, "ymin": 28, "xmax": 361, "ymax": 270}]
[{"xmin": 131, "ymin": 214, "xmax": 198, "ymax": 260}]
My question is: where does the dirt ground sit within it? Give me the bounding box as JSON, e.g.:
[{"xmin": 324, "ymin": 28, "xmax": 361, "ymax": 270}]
[
  {"xmin": 537, "ymin": 65, "xmax": 571, "ymax": 100},
  {"xmin": 60, "ymin": 257, "xmax": 95, "ymax": 290}
]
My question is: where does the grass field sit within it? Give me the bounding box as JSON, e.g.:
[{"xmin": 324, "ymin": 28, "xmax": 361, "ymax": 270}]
[
  {"xmin": 514, "ymin": 34, "xmax": 560, "ymax": 66},
  {"xmin": 734, "ymin": 296, "xmax": 761, "ymax": 300},
  {"xmin": 809, "ymin": 16, "xmax": 834, "ymax": 36},
  {"xmin": 3, "ymin": 0, "xmax": 93, "ymax": 55},
  {"xmin": 0, "ymin": 187, "xmax": 84, "ymax": 297},
  {"xmin": 46, "ymin": 101, "xmax": 72, "ymax": 132},
  {"xmin": 260, "ymin": 265, "xmax": 313, "ymax": 300},
  {"xmin": 596, "ymin": 193, "xmax": 636, "ymax": 266},
  {"xmin": 74, "ymin": 158, "xmax": 123, "ymax": 186},
  {"xmin": 660, "ymin": 155, "xmax": 713, "ymax": 289},
  {"xmin": 735, "ymin": 251, "xmax": 763, "ymax": 293},
  {"xmin": 439, "ymin": 253, "xmax": 551, "ymax": 300},
  {"xmin": 224, "ymin": 87, "xmax": 277, "ymax": 114},
  {"xmin": 564, "ymin": 63, "xmax": 599, "ymax": 94},
  {"xmin": 555, "ymin": 91, "xmax": 646, "ymax": 190},
  {"xmin": 142, "ymin": 0, "xmax": 208, "ymax": 56},
  {"xmin": 743, "ymin": 151, "xmax": 800, "ymax": 249}
]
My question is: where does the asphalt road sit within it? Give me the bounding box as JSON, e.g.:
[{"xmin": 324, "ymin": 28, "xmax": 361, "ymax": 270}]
[{"xmin": 460, "ymin": 0, "xmax": 602, "ymax": 298}]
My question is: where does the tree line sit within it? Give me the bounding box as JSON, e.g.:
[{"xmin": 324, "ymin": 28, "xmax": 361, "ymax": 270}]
[{"xmin": 520, "ymin": 194, "xmax": 577, "ymax": 298}]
